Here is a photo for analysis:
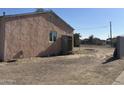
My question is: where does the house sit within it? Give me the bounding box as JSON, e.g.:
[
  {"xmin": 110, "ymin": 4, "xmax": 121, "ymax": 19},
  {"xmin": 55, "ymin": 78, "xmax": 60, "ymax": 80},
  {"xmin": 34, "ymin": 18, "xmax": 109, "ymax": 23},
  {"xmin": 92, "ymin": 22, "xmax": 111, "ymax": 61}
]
[{"xmin": 0, "ymin": 11, "xmax": 74, "ymax": 61}]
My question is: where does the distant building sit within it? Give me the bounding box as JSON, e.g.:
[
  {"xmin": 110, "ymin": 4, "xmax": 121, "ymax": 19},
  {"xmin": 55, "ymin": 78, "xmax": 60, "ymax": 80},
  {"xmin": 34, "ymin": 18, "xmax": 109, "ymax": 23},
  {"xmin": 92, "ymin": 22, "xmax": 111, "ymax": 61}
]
[
  {"xmin": 81, "ymin": 37, "xmax": 106, "ymax": 45},
  {"xmin": 0, "ymin": 11, "xmax": 74, "ymax": 61}
]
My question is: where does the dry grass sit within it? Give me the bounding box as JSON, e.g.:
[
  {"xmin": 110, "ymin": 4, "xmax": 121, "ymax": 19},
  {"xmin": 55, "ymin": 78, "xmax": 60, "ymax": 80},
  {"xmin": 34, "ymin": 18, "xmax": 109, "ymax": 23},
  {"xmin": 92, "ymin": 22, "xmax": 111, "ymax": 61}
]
[{"xmin": 0, "ymin": 45, "xmax": 124, "ymax": 84}]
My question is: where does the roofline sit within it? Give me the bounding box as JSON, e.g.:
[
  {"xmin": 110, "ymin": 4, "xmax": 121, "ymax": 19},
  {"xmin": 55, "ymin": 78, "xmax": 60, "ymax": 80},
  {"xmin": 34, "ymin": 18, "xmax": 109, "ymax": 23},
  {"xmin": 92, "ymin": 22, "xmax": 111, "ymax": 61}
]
[
  {"xmin": 49, "ymin": 11, "xmax": 74, "ymax": 30},
  {"xmin": 0, "ymin": 11, "xmax": 74, "ymax": 30},
  {"xmin": 0, "ymin": 11, "xmax": 49, "ymax": 18}
]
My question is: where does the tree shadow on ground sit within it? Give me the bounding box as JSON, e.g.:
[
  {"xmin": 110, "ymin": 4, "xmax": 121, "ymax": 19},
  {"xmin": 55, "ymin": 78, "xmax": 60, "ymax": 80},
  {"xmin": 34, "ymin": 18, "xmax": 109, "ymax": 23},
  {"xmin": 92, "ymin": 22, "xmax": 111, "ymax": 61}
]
[{"xmin": 102, "ymin": 57, "xmax": 119, "ymax": 64}]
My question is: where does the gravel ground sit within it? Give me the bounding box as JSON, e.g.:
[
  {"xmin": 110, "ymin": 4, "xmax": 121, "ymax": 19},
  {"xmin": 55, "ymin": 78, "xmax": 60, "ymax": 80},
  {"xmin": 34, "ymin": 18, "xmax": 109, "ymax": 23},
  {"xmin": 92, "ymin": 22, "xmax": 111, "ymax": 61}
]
[{"xmin": 0, "ymin": 45, "xmax": 124, "ymax": 85}]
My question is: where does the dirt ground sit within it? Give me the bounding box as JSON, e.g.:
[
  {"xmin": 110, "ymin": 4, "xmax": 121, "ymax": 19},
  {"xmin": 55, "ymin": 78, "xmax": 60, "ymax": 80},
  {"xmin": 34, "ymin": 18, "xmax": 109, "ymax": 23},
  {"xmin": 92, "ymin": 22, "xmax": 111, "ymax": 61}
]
[{"xmin": 0, "ymin": 45, "xmax": 124, "ymax": 85}]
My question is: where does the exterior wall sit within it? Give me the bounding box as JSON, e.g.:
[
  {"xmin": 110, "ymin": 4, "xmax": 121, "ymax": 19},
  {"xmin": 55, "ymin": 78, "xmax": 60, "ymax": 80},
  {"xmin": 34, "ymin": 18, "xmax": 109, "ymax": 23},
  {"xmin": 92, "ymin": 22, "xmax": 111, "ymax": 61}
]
[
  {"xmin": 3, "ymin": 14, "xmax": 73, "ymax": 61},
  {"xmin": 0, "ymin": 18, "xmax": 5, "ymax": 60},
  {"xmin": 116, "ymin": 36, "xmax": 124, "ymax": 59}
]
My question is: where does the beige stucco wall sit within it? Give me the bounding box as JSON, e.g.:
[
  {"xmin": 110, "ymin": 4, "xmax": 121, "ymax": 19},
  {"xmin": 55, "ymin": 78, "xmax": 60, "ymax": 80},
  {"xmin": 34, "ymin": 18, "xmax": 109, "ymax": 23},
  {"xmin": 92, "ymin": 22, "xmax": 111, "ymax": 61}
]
[{"xmin": 3, "ymin": 14, "xmax": 73, "ymax": 61}]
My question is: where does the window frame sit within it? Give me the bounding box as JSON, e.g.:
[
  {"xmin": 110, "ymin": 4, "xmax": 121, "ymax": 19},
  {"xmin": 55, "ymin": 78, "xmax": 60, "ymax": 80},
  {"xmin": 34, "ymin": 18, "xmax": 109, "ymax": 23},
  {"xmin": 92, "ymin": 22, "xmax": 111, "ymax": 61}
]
[{"xmin": 49, "ymin": 31, "xmax": 57, "ymax": 42}]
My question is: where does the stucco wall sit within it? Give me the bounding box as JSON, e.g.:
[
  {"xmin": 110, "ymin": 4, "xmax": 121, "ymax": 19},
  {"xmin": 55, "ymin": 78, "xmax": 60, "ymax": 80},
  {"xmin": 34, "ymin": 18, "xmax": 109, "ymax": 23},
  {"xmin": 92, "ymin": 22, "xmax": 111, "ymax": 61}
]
[
  {"xmin": 3, "ymin": 14, "xmax": 73, "ymax": 61},
  {"xmin": 117, "ymin": 36, "xmax": 124, "ymax": 59},
  {"xmin": 0, "ymin": 19, "xmax": 5, "ymax": 60}
]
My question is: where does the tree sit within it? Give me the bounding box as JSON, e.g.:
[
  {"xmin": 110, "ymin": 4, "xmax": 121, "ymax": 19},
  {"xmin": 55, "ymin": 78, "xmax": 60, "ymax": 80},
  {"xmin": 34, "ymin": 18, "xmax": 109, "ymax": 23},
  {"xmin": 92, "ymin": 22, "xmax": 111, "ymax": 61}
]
[
  {"xmin": 106, "ymin": 37, "xmax": 117, "ymax": 47},
  {"xmin": 35, "ymin": 8, "xmax": 45, "ymax": 12},
  {"xmin": 74, "ymin": 33, "xmax": 81, "ymax": 47},
  {"xmin": 88, "ymin": 35, "xmax": 94, "ymax": 44}
]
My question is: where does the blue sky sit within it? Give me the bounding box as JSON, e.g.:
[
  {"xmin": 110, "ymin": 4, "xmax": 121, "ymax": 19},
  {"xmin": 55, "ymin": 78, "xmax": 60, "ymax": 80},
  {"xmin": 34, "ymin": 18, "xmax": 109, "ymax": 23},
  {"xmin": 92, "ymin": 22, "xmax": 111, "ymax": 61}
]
[{"xmin": 0, "ymin": 8, "xmax": 124, "ymax": 40}]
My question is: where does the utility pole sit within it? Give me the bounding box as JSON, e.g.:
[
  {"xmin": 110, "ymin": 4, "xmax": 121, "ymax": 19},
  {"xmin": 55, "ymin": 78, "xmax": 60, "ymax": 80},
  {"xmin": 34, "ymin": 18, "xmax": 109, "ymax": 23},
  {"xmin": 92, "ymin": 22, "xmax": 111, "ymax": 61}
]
[{"xmin": 110, "ymin": 21, "xmax": 113, "ymax": 47}]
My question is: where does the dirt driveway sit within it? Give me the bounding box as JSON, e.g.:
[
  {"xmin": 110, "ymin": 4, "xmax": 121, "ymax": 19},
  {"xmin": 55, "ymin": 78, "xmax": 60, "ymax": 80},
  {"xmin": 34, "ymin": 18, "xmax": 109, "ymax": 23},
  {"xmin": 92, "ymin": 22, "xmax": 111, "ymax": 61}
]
[{"xmin": 0, "ymin": 45, "xmax": 124, "ymax": 85}]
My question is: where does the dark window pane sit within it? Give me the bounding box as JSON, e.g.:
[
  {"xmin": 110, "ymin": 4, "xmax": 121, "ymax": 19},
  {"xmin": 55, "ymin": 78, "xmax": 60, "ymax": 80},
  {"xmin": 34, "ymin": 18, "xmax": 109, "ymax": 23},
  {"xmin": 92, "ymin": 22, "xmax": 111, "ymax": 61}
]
[
  {"xmin": 49, "ymin": 31, "xmax": 57, "ymax": 42},
  {"xmin": 49, "ymin": 32, "xmax": 52, "ymax": 41},
  {"xmin": 53, "ymin": 35, "xmax": 56, "ymax": 41}
]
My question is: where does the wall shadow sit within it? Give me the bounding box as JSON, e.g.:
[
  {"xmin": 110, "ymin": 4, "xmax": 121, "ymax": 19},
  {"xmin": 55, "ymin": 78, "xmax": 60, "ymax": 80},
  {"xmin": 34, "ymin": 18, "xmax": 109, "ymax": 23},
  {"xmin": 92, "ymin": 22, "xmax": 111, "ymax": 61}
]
[
  {"xmin": 102, "ymin": 48, "xmax": 119, "ymax": 64},
  {"xmin": 102, "ymin": 57, "xmax": 119, "ymax": 64},
  {"xmin": 7, "ymin": 36, "xmax": 72, "ymax": 62},
  {"xmin": 13, "ymin": 50, "xmax": 23, "ymax": 59},
  {"xmin": 37, "ymin": 37, "xmax": 62, "ymax": 57},
  {"xmin": 37, "ymin": 36, "xmax": 73, "ymax": 57}
]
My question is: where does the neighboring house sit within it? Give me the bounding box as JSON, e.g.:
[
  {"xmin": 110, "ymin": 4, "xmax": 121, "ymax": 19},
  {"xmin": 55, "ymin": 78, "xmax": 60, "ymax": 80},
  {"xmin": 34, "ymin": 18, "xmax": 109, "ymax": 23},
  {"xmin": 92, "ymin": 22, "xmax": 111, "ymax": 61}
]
[
  {"xmin": 0, "ymin": 11, "xmax": 74, "ymax": 61},
  {"xmin": 81, "ymin": 37, "xmax": 106, "ymax": 45}
]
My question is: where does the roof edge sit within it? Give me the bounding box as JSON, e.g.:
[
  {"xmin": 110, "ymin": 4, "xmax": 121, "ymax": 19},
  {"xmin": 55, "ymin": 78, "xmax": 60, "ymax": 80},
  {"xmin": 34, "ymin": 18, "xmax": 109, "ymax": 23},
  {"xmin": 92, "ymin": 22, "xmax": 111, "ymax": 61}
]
[
  {"xmin": 0, "ymin": 10, "xmax": 74, "ymax": 31},
  {"xmin": 50, "ymin": 11, "xmax": 74, "ymax": 30}
]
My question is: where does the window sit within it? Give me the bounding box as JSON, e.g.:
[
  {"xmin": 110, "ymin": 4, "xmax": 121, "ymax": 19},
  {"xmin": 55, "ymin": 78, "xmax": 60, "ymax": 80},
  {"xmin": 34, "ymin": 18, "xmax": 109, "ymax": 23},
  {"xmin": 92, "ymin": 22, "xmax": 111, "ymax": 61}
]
[{"xmin": 49, "ymin": 31, "xmax": 57, "ymax": 42}]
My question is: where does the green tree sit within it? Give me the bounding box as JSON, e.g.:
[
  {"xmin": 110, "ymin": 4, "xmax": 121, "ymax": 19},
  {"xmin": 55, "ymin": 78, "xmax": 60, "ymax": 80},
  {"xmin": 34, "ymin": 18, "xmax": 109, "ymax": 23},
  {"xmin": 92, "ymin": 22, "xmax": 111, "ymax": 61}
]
[
  {"xmin": 35, "ymin": 8, "xmax": 45, "ymax": 12},
  {"xmin": 74, "ymin": 33, "xmax": 81, "ymax": 47},
  {"xmin": 88, "ymin": 35, "xmax": 94, "ymax": 44}
]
